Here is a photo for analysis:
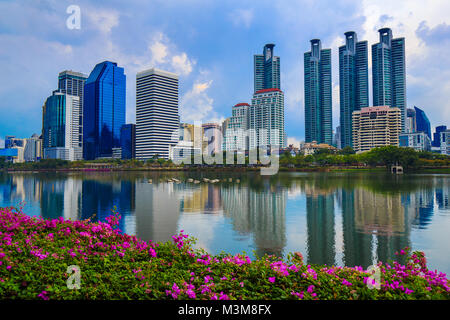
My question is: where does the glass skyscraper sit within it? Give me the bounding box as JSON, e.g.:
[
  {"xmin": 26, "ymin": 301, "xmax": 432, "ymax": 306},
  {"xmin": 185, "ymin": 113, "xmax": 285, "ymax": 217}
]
[
  {"xmin": 339, "ymin": 31, "xmax": 368, "ymax": 148},
  {"xmin": 83, "ymin": 61, "xmax": 126, "ymax": 160},
  {"xmin": 120, "ymin": 124, "xmax": 136, "ymax": 160},
  {"xmin": 372, "ymin": 28, "xmax": 406, "ymax": 131},
  {"xmin": 304, "ymin": 39, "xmax": 332, "ymax": 145},
  {"xmin": 254, "ymin": 44, "xmax": 280, "ymax": 93},
  {"xmin": 414, "ymin": 106, "xmax": 431, "ymax": 140}
]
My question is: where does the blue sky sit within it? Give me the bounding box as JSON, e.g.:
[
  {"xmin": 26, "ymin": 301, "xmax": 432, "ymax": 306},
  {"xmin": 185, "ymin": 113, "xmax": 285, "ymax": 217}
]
[{"xmin": 1, "ymin": 0, "xmax": 450, "ymax": 147}]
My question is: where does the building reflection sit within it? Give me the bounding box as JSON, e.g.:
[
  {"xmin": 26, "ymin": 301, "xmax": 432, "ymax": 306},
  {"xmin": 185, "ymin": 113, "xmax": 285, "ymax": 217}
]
[
  {"xmin": 135, "ymin": 182, "xmax": 180, "ymax": 243},
  {"xmin": 221, "ymin": 183, "xmax": 287, "ymax": 257}
]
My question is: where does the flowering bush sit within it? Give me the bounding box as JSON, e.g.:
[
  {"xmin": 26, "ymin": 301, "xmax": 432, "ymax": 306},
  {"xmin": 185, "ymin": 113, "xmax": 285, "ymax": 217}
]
[{"xmin": 0, "ymin": 206, "xmax": 448, "ymax": 300}]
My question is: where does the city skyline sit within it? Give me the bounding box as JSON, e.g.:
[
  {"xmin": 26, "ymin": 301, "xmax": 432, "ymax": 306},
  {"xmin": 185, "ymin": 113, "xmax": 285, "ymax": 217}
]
[{"xmin": 1, "ymin": 1, "xmax": 450, "ymax": 148}]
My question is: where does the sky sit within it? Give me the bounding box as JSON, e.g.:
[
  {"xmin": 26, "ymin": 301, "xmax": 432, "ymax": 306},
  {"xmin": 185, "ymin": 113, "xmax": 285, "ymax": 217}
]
[{"xmin": 1, "ymin": 0, "xmax": 450, "ymax": 148}]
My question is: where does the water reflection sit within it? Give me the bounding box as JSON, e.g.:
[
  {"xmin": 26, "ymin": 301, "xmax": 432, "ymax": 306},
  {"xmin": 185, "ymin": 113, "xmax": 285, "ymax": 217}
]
[{"xmin": 0, "ymin": 172, "xmax": 449, "ymax": 273}]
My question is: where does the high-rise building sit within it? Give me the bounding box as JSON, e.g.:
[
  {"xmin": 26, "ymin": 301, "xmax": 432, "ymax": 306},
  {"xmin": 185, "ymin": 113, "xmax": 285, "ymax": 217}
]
[
  {"xmin": 433, "ymin": 125, "xmax": 447, "ymax": 148},
  {"xmin": 406, "ymin": 108, "xmax": 416, "ymax": 133},
  {"xmin": 43, "ymin": 90, "xmax": 82, "ymax": 160},
  {"xmin": 304, "ymin": 39, "xmax": 332, "ymax": 145},
  {"xmin": 120, "ymin": 124, "xmax": 136, "ymax": 160},
  {"xmin": 225, "ymin": 103, "xmax": 249, "ymax": 151},
  {"xmin": 254, "ymin": 44, "xmax": 280, "ymax": 93},
  {"xmin": 414, "ymin": 106, "xmax": 431, "ymax": 140},
  {"xmin": 83, "ymin": 61, "xmax": 126, "ymax": 160},
  {"xmin": 372, "ymin": 28, "xmax": 406, "ymax": 131},
  {"xmin": 57, "ymin": 70, "xmax": 87, "ymax": 158},
  {"xmin": 136, "ymin": 68, "xmax": 179, "ymax": 160},
  {"xmin": 339, "ymin": 31, "xmax": 369, "ymax": 148},
  {"xmin": 352, "ymin": 106, "xmax": 401, "ymax": 153},
  {"xmin": 249, "ymin": 88, "xmax": 285, "ymax": 149},
  {"xmin": 24, "ymin": 134, "xmax": 42, "ymax": 162}
]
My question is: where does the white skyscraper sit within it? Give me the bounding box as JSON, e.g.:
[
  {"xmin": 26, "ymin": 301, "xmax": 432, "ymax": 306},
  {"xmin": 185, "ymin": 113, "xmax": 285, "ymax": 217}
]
[{"xmin": 136, "ymin": 68, "xmax": 179, "ymax": 160}]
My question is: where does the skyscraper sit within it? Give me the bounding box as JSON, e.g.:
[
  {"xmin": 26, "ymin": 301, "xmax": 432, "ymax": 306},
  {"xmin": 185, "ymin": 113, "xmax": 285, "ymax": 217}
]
[
  {"xmin": 42, "ymin": 90, "xmax": 82, "ymax": 160},
  {"xmin": 406, "ymin": 108, "xmax": 416, "ymax": 133},
  {"xmin": 304, "ymin": 39, "xmax": 332, "ymax": 145},
  {"xmin": 254, "ymin": 44, "xmax": 280, "ymax": 93},
  {"xmin": 249, "ymin": 88, "xmax": 285, "ymax": 149},
  {"xmin": 120, "ymin": 124, "xmax": 136, "ymax": 160},
  {"xmin": 225, "ymin": 103, "xmax": 249, "ymax": 151},
  {"xmin": 58, "ymin": 70, "xmax": 87, "ymax": 106},
  {"xmin": 339, "ymin": 31, "xmax": 368, "ymax": 148},
  {"xmin": 58, "ymin": 70, "xmax": 87, "ymax": 158},
  {"xmin": 83, "ymin": 61, "xmax": 126, "ymax": 160},
  {"xmin": 136, "ymin": 68, "xmax": 179, "ymax": 160},
  {"xmin": 414, "ymin": 106, "xmax": 431, "ymax": 140},
  {"xmin": 372, "ymin": 28, "xmax": 406, "ymax": 131}
]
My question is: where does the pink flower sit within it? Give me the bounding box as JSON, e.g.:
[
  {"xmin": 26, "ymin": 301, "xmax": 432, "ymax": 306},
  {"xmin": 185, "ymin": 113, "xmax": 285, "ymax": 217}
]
[
  {"xmin": 38, "ymin": 291, "xmax": 49, "ymax": 300},
  {"xmin": 268, "ymin": 277, "xmax": 275, "ymax": 283}
]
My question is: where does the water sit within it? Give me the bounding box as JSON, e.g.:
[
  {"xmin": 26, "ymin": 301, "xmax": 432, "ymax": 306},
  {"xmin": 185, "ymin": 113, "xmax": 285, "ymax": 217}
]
[{"xmin": 0, "ymin": 171, "xmax": 449, "ymax": 273}]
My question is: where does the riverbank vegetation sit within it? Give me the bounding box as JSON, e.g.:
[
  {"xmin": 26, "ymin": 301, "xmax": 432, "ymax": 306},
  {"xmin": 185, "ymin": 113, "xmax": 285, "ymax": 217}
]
[
  {"xmin": 0, "ymin": 206, "xmax": 448, "ymax": 300},
  {"xmin": 1, "ymin": 146, "xmax": 449, "ymax": 172}
]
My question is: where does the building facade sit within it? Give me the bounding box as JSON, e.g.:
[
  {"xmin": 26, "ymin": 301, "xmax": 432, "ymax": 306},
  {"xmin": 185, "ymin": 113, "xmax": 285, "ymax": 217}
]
[
  {"xmin": 399, "ymin": 132, "xmax": 431, "ymax": 152},
  {"xmin": 120, "ymin": 124, "xmax": 136, "ymax": 160},
  {"xmin": 24, "ymin": 134, "xmax": 43, "ymax": 162},
  {"xmin": 225, "ymin": 103, "xmax": 249, "ymax": 151},
  {"xmin": 414, "ymin": 106, "xmax": 431, "ymax": 140},
  {"xmin": 440, "ymin": 130, "xmax": 450, "ymax": 155},
  {"xmin": 406, "ymin": 108, "xmax": 416, "ymax": 133},
  {"xmin": 43, "ymin": 90, "xmax": 82, "ymax": 161},
  {"xmin": 136, "ymin": 68, "xmax": 179, "ymax": 160},
  {"xmin": 254, "ymin": 44, "xmax": 280, "ymax": 93},
  {"xmin": 339, "ymin": 31, "xmax": 369, "ymax": 148},
  {"xmin": 372, "ymin": 28, "xmax": 406, "ymax": 131},
  {"xmin": 352, "ymin": 106, "xmax": 401, "ymax": 153},
  {"xmin": 249, "ymin": 88, "xmax": 285, "ymax": 149},
  {"xmin": 83, "ymin": 61, "xmax": 126, "ymax": 160},
  {"xmin": 202, "ymin": 123, "xmax": 222, "ymax": 156},
  {"xmin": 304, "ymin": 39, "xmax": 332, "ymax": 145},
  {"xmin": 433, "ymin": 125, "xmax": 447, "ymax": 148}
]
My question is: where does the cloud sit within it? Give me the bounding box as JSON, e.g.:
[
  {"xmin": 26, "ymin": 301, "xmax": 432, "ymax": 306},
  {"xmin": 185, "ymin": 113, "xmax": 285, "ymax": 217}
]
[
  {"xmin": 287, "ymin": 136, "xmax": 302, "ymax": 148},
  {"xmin": 230, "ymin": 8, "xmax": 254, "ymax": 28},
  {"xmin": 84, "ymin": 9, "xmax": 120, "ymax": 34},
  {"xmin": 171, "ymin": 53, "xmax": 195, "ymax": 76},
  {"xmin": 180, "ymin": 80, "xmax": 216, "ymax": 123}
]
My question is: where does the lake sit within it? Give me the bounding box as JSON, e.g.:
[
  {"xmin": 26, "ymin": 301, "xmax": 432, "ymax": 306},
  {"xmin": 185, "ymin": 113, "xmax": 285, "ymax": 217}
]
[{"xmin": 0, "ymin": 171, "xmax": 449, "ymax": 274}]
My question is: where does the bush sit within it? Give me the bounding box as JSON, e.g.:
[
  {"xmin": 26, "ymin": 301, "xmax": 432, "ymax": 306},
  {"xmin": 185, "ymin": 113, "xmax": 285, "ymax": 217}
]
[{"xmin": 0, "ymin": 207, "xmax": 449, "ymax": 300}]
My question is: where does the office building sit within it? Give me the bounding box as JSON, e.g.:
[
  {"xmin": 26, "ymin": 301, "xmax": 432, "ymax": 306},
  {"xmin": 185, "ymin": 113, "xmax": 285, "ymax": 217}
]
[
  {"xmin": 433, "ymin": 125, "xmax": 447, "ymax": 148},
  {"xmin": 83, "ymin": 61, "xmax": 126, "ymax": 160},
  {"xmin": 372, "ymin": 28, "xmax": 406, "ymax": 131},
  {"xmin": 339, "ymin": 31, "xmax": 369, "ymax": 148},
  {"xmin": 136, "ymin": 68, "xmax": 179, "ymax": 160},
  {"xmin": 225, "ymin": 103, "xmax": 249, "ymax": 151},
  {"xmin": 24, "ymin": 134, "xmax": 42, "ymax": 162},
  {"xmin": 399, "ymin": 132, "xmax": 431, "ymax": 152},
  {"xmin": 43, "ymin": 90, "xmax": 82, "ymax": 161},
  {"xmin": 352, "ymin": 106, "xmax": 401, "ymax": 153},
  {"xmin": 120, "ymin": 124, "xmax": 136, "ymax": 160},
  {"xmin": 304, "ymin": 39, "xmax": 332, "ymax": 145},
  {"xmin": 414, "ymin": 106, "xmax": 431, "ymax": 140},
  {"xmin": 249, "ymin": 88, "xmax": 285, "ymax": 149},
  {"xmin": 254, "ymin": 44, "xmax": 280, "ymax": 93}
]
